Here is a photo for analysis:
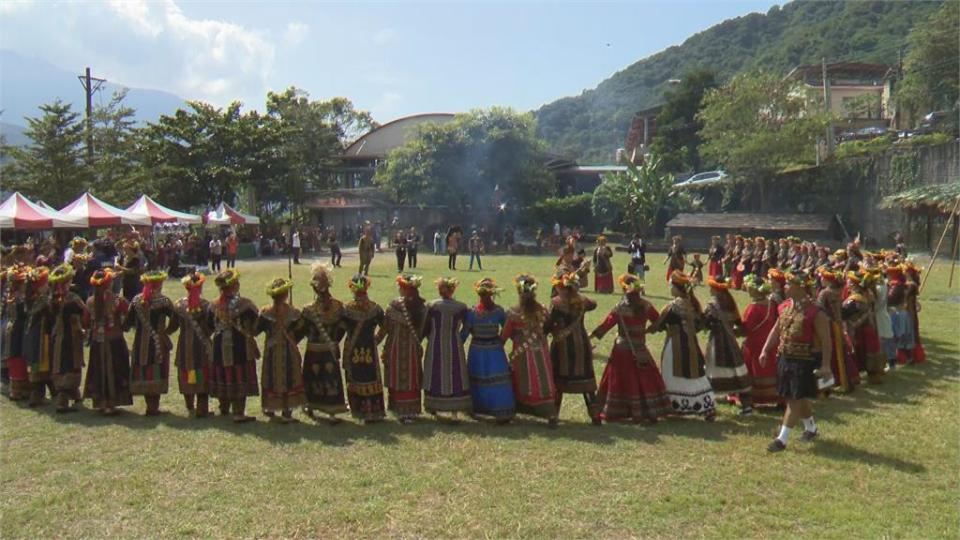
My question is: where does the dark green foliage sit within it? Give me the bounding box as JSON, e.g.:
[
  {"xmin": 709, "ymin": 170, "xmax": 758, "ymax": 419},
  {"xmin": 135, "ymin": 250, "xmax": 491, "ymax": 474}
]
[
  {"xmin": 650, "ymin": 69, "xmax": 718, "ymax": 173},
  {"xmin": 536, "ymin": 1, "xmax": 942, "ymax": 162},
  {"xmin": 525, "ymin": 193, "xmax": 594, "ymax": 230}
]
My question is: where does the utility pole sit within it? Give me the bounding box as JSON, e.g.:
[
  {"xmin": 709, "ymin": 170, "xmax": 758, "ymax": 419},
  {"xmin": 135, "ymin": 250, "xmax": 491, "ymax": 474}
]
[
  {"xmin": 77, "ymin": 67, "xmax": 106, "ymax": 164},
  {"xmin": 822, "ymin": 58, "xmax": 834, "ymax": 156}
]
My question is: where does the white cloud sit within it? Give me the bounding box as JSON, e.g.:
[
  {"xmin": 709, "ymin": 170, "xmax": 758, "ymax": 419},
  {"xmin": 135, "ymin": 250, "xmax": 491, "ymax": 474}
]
[
  {"xmin": 0, "ymin": 0, "xmax": 278, "ymax": 108},
  {"xmin": 283, "ymin": 22, "xmax": 309, "ymax": 47},
  {"xmin": 0, "ymin": 0, "xmax": 33, "ymax": 15}
]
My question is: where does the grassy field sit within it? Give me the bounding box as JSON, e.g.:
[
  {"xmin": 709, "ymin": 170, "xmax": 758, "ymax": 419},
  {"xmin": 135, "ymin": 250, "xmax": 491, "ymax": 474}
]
[{"xmin": 1, "ymin": 248, "xmax": 958, "ymax": 538}]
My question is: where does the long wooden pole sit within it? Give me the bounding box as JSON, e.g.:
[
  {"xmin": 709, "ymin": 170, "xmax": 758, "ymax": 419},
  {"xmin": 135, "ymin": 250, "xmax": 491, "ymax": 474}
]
[
  {"xmin": 920, "ymin": 195, "xmax": 960, "ymax": 293},
  {"xmin": 949, "ymin": 214, "xmax": 960, "ymax": 288}
]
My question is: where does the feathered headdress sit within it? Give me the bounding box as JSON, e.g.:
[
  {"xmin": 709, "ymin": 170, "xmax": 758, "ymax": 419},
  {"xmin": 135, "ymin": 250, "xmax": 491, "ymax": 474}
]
[
  {"xmin": 265, "ymin": 277, "xmax": 293, "ymax": 298},
  {"xmin": 348, "ymin": 273, "xmax": 371, "ymax": 293},
  {"xmin": 214, "ymin": 269, "xmax": 241, "ymax": 290},
  {"xmin": 396, "ymin": 274, "xmax": 423, "ymax": 289},
  {"xmin": 473, "ymin": 277, "xmax": 501, "ymax": 296},
  {"xmin": 618, "ymin": 273, "xmax": 644, "ymax": 293},
  {"xmin": 514, "ymin": 274, "xmax": 538, "ymax": 294}
]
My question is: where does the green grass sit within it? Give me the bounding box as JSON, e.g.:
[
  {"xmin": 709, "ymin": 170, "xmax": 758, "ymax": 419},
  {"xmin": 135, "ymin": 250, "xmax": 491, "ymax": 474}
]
[{"xmin": 2, "ymin": 249, "xmax": 958, "ymax": 538}]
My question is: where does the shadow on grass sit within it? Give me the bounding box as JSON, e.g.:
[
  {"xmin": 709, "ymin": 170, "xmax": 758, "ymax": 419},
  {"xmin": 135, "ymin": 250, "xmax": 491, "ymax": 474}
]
[{"xmin": 15, "ymin": 336, "xmax": 955, "ymax": 462}]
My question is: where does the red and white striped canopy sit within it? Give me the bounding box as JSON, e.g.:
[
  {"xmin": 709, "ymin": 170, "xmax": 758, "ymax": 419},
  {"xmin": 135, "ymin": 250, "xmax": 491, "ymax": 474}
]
[
  {"xmin": 126, "ymin": 195, "xmax": 202, "ymax": 225},
  {"xmin": 0, "ymin": 192, "xmax": 87, "ymax": 229},
  {"xmin": 60, "ymin": 192, "xmax": 152, "ymax": 227},
  {"xmin": 204, "ymin": 202, "xmax": 260, "ymax": 226}
]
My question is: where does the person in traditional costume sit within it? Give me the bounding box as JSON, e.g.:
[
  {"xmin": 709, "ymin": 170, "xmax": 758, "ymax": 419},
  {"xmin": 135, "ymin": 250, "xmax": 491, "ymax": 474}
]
[
  {"xmin": 902, "ymin": 262, "xmax": 924, "ymax": 364},
  {"xmin": 702, "ymin": 276, "xmax": 754, "ymax": 415},
  {"xmin": 299, "ymin": 263, "xmax": 347, "ymax": 423},
  {"xmin": 502, "ymin": 275, "xmax": 558, "ymax": 425},
  {"xmin": 462, "ymin": 278, "xmax": 515, "ymax": 423},
  {"xmin": 593, "ymin": 236, "xmax": 614, "ymax": 293},
  {"xmin": 254, "ymin": 278, "xmax": 305, "ymax": 423},
  {"xmin": 760, "ymin": 270, "xmax": 832, "ymax": 452},
  {"xmin": 708, "ymin": 236, "xmax": 725, "ymax": 280},
  {"xmin": 3, "ymin": 266, "xmax": 30, "ymax": 401},
  {"xmin": 736, "ymin": 275, "xmax": 781, "ymax": 408},
  {"xmin": 340, "ymin": 273, "xmax": 386, "ymax": 423},
  {"xmin": 48, "ymin": 264, "xmax": 86, "ymax": 412},
  {"xmin": 722, "ymin": 234, "xmax": 736, "ymax": 281},
  {"xmin": 69, "ymin": 252, "xmax": 96, "ymax": 301},
  {"xmin": 210, "ymin": 269, "xmax": 261, "ymax": 423},
  {"xmin": 572, "ymin": 249, "xmax": 590, "ymax": 289},
  {"xmin": 392, "ymin": 230, "xmax": 408, "ymax": 272},
  {"xmin": 648, "ymin": 271, "xmax": 716, "ymax": 420},
  {"xmin": 767, "ymin": 268, "xmax": 787, "ymax": 306},
  {"xmin": 174, "ymin": 272, "xmax": 214, "ymax": 418},
  {"xmin": 689, "ymin": 253, "xmax": 705, "ymax": 286},
  {"xmin": 729, "ymin": 236, "xmax": 745, "ymax": 288},
  {"xmin": 23, "ymin": 266, "xmax": 54, "ymax": 407},
  {"xmin": 842, "ymin": 271, "xmax": 885, "ymax": 385},
  {"xmin": 589, "ymin": 274, "xmax": 671, "ymax": 423},
  {"xmin": 378, "ymin": 273, "xmax": 427, "ymax": 423},
  {"xmin": 422, "ymin": 277, "xmax": 471, "ymax": 419},
  {"xmin": 116, "ymin": 240, "xmax": 143, "ymax": 302},
  {"xmin": 664, "ymin": 235, "xmax": 686, "ymax": 282},
  {"xmin": 868, "ymin": 264, "xmax": 895, "ymax": 372},
  {"xmin": 751, "ymin": 236, "xmax": 765, "ymax": 278},
  {"xmin": 123, "ymin": 270, "xmax": 177, "ymax": 415},
  {"xmin": 83, "ymin": 269, "xmax": 133, "ymax": 414},
  {"xmin": 816, "ymin": 269, "xmax": 859, "ymax": 392},
  {"xmin": 546, "ymin": 270, "xmax": 600, "ymax": 424}
]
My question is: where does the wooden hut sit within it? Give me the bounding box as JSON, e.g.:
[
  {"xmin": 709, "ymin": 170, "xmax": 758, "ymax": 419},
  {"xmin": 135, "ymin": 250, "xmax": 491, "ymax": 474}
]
[{"xmin": 881, "ymin": 182, "xmax": 960, "ymax": 253}]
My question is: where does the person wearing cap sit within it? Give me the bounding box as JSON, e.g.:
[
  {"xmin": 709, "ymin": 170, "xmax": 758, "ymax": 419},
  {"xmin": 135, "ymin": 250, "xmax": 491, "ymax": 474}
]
[
  {"xmin": 255, "ymin": 277, "xmax": 305, "ymax": 423},
  {"xmin": 123, "ymin": 270, "xmax": 177, "ymax": 415},
  {"xmin": 703, "ymin": 276, "xmax": 754, "ymax": 416},
  {"xmin": 340, "ymin": 273, "xmax": 386, "ymax": 423},
  {"xmin": 174, "ymin": 272, "xmax": 214, "ymax": 418},
  {"xmin": 3, "ymin": 266, "xmax": 30, "ymax": 401},
  {"xmin": 299, "ymin": 263, "xmax": 348, "ymax": 423},
  {"xmin": 23, "ymin": 267, "xmax": 54, "ymax": 407},
  {"xmin": 83, "ymin": 269, "xmax": 134, "ymax": 415},
  {"xmin": 48, "ymin": 264, "xmax": 87, "ymax": 412},
  {"xmin": 648, "ymin": 271, "xmax": 716, "ymax": 421},
  {"xmin": 546, "ymin": 270, "xmax": 601, "ymax": 424},
  {"xmin": 589, "ymin": 274, "xmax": 671, "ymax": 424},
  {"xmin": 502, "ymin": 275, "xmax": 558, "ymax": 425},
  {"xmin": 841, "ymin": 271, "xmax": 885, "ymax": 385},
  {"xmin": 462, "ymin": 278, "xmax": 515, "ymax": 423},
  {"xmin": 378, "ymin": 274, "xmax": 427, "ymax": 423},
  {"xmin": 760, "ymin": 270, "xmax": 832, "ymax": 452},
  {"xmin": 814, "ymin": 269, "xmax": 858, "ymax": 393},
  {"xmin": 591, "ymin": 235, "xmax": 614, "ymax": 293},
  {"xmin": 210, "ymin": 269, "xmax": 261, "ymax": 422},
  {"xmin": 422, "ymin": 277, "xmax": 471, "ymax": 420},
  {"xmin": 737, "ymin": 275, "xmax": 782, "ymax": 409}
]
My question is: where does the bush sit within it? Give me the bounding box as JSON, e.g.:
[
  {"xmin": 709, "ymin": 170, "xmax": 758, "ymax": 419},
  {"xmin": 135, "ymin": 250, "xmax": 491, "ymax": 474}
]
[{"xmin": 525, "ymin": 193, "xmax": 595, "ymax": 230}]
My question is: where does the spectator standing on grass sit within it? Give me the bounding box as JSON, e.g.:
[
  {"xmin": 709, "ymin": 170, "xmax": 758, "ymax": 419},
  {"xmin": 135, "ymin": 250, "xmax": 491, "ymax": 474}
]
[
  {"xmin": 209, "ymin": 236, "xmax": 223, "ymax": 272},
  {"xmin": 407, "ymin": 227, "xmax": 420, "ymax": 269},
  {"xmin": 292, "ymin": 229, "xmax": 301, "ymax": 265},
  {"xmin": 226, "ymin": 233, "xmax": 238, "ymax": 269},
  {"xmin": 328, "ymin": 229, "xmax": 342, "ymax": 268},
  {"xmin": 468, "ymin": 231, "xmax": 484, "ymax": 271},
  {"xmin": 433, "ymin": 229, "xmax": 442, "ymax": 255},
  {"xmin": 628, "ymin": 234, "xmax": 647, "ymax": 279}
]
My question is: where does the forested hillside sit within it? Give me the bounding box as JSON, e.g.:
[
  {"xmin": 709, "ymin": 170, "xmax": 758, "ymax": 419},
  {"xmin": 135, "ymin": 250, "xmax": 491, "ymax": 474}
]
[{"xmin": 536, "ymin": 0, "xmax": 942, "ymax": 163}]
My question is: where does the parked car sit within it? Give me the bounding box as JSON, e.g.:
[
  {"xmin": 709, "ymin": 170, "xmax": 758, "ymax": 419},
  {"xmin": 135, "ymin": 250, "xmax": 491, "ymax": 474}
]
[
  {"xmin": 838, "ymin": 125, "xmax": 888, "ymax": 143},
  {"xmin": 897, "ymin": 111, "xmax": 958, "ymax": 140},
  {"xmin": 675, "ymin": 170, "xmax": 728, "ymax": 188}
]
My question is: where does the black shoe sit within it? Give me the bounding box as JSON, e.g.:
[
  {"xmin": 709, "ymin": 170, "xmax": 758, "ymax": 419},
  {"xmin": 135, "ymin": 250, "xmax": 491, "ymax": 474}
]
[
  {"xmin": 767, "ymin": 439, "xmax": 787, "ymax": 453},
  {"xmin": 801, "ymin": 429, "xmax": 819, "ymax": 442}
]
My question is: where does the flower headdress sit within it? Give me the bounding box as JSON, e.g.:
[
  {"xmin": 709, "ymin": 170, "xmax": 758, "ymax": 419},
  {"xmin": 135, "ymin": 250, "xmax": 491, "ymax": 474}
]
[
  {"xmin": 396, "ymin": 274, "xmax": 423, "ymax": 290},
  {"xmin": 743, "ymin": 274, "xmax": 771, "ymax": 295},
  {"xmin": 668, "ymin": 270, "xmax": 692, "ymax": 291},
  {"xmin": 473, "ymin": 277, "xmax": 501, "ymax": 296},
  {"xmin": 817, "ymin": 268, "xmax": 840, "ymax": 286},
  {"xmin": 69, "ymin": 236, "xmax": 89, "ymax": 251},
  {"xmin": 140, "ymin": 270, "xmax": 168, "ymax": 285},
  {"xmin": 767, "ymin": 268, "xmax": 786, "ymax": 286},
  {"xmin": 785, "ymin": 270, "xmax": 814, "ymax": 287},
  {"xmin": 181, "ymin": 272, "xmax": 205, "ymax": 289},
  {"xmin": 550, "ymin": 270, "xmax": 580, "ymax": 290},
  {"xmin": 707, "ymin": 276, "xmax": 729, "ymax": 291},
  {"xmin": 618, "ymin": 273, "xmax": 644, "ymax": 293},
  {"xmin": 214, "ymin": 269, "xmax": 241, "ymax": 290},
  {"xmin": 310, "ymin": 262, "xmax": 333, "ymax": 292},
  {"xmin": 89, "ymin": 269, "xmax": 114, "ymax": 288},
  {"xmin": 348, "ymin": 273, "xmax": 371, "ymax": 293},
  {"xmin": 265, "ymin": 277, "xmax": 293, "ymax": 298},
  {"xmin": 435, "ymin": 276, "xmax": 459, "ymax": 293},
  {"xmin": 26, "ymin": 266, "xmax": 49, "ymax": 287},
  {"xmin": 514, "ymin": 274, "xmax": 538, "ymax": 294},
  {"xmin": 48, "ymin": 263, "xmax": 75, "ymax": 286}
]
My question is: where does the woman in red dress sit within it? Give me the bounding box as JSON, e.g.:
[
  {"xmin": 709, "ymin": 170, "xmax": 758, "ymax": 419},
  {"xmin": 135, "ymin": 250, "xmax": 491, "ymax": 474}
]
[
  {"xmin": 842, "ymin": 271, "xmax": 885, "ymax": 384},
  {"xmin": 737, "ymin": 275, "xmax": 781, "ymax": 407},
  {"xmin": 707, "ymin": 235, "xmax": 724, "ymax": 280},
  {"xmin": 592, "ymin": 236, "xmax": 614, "ymax": 293},
  {"xmin": 590, "ymin": 274, "xmax": 671, "ymax": 423}
]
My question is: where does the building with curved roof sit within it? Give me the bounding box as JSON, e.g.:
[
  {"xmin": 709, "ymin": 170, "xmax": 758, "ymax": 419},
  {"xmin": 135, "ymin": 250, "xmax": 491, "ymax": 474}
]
[{"xmin": 341, "ymin": 113, "xmax": 456, "ymax": 160}]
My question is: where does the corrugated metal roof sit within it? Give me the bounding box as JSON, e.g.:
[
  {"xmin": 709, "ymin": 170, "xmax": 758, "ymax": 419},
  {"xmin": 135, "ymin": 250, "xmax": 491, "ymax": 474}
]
[{"xmin": 666, "ymin": 213, "xmax": 835, "ymax": 231}]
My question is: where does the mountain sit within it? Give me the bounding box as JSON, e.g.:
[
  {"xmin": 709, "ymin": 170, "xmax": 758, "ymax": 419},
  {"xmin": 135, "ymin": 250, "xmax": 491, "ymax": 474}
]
[
  {"xmin": 535, "ymin": 0, "xmax": 943, "ymax": 163},
  {"xmin": 0, "ymin": 49, "xmax": 184, "ymax": 139},
  {"xmin": 0, "ymin": 122, "xmax": 28, "ymax": 147}
]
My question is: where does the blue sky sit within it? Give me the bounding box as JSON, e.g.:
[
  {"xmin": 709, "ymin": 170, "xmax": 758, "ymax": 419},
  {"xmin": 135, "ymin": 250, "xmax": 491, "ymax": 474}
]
[{"xmin": 0, "ymin": 0, "xmax": 780, "ymax": 122}]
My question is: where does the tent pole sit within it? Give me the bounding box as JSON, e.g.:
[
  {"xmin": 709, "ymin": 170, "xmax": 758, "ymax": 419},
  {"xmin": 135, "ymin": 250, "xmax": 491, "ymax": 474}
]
[
  {"xmin": 949, "ymin": 213, "xmax": 960, "ymax": 288},
  {"xmin": 920, "ymin": 196, "xmax": 960, "ymax": 293}
]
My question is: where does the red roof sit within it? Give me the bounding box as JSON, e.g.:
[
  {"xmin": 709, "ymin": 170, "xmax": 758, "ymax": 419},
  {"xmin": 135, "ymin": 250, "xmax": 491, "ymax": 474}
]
[
  {"xmin": 60, "ymin": 192, "xmax": 152, "ymax": 227},
  {"xmin": 0, "ymin": 192, "xmax": 87, "ymax": 229},
  {"xmin": 126, "ymin": 195, "xmax": 201, "ymax": 225}
]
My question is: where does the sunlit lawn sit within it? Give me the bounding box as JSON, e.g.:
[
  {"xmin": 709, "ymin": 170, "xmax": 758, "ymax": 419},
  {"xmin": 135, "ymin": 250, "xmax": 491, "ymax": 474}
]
[{"xmin": 1, "ymin": 248, "xmax": 957, "ymax": 538}]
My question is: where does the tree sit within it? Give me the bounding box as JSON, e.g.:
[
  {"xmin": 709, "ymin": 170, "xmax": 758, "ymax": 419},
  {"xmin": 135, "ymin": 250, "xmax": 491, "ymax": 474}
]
[
  {"xmin": 895, "ymin": 1, "xmax": 960, "ymax": 124},
  {"xmin": 90, "ymin": 89, "xmax": 141, "ymax": 203},
  {"xmin": 651, "ymin": 68, "xmax": 718, "ymax": 173},
  {"xmin": 5, "ymin": 100, "xmax": 91, "ymax": 206},
  {"xmin": 591, "ymin": 153, "xmax": 688, "ymax": 236},
  {"xmin": 697, "ymin": 71, "xmax": 829, "ymax": 208},
  {"xmin": 375, "ymin": 108, "xmax": 554, "ymax": 221}
]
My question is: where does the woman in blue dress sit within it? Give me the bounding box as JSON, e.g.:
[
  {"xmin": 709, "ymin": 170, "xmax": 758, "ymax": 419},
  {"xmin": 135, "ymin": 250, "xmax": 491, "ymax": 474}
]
[{"xmin": 462, "ymin": 278, "xmax": 515, "ymax": 422}]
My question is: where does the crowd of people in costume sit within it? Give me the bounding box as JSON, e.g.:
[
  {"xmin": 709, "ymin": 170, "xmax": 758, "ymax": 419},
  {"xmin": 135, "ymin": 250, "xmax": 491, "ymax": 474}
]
[{"xmin": 0, "ymin": 230, "xmax": 926, "ymax": 453}]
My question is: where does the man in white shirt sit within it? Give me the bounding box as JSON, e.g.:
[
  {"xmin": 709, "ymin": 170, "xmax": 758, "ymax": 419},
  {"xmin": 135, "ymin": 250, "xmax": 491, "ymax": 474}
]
[
  {"xmin": 209, "ymin": 236, "xmax": 223, "ymax": 272},
  {"xmin": 292, "ymin": 229, "xmax": 301, "ymax": 264}
]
